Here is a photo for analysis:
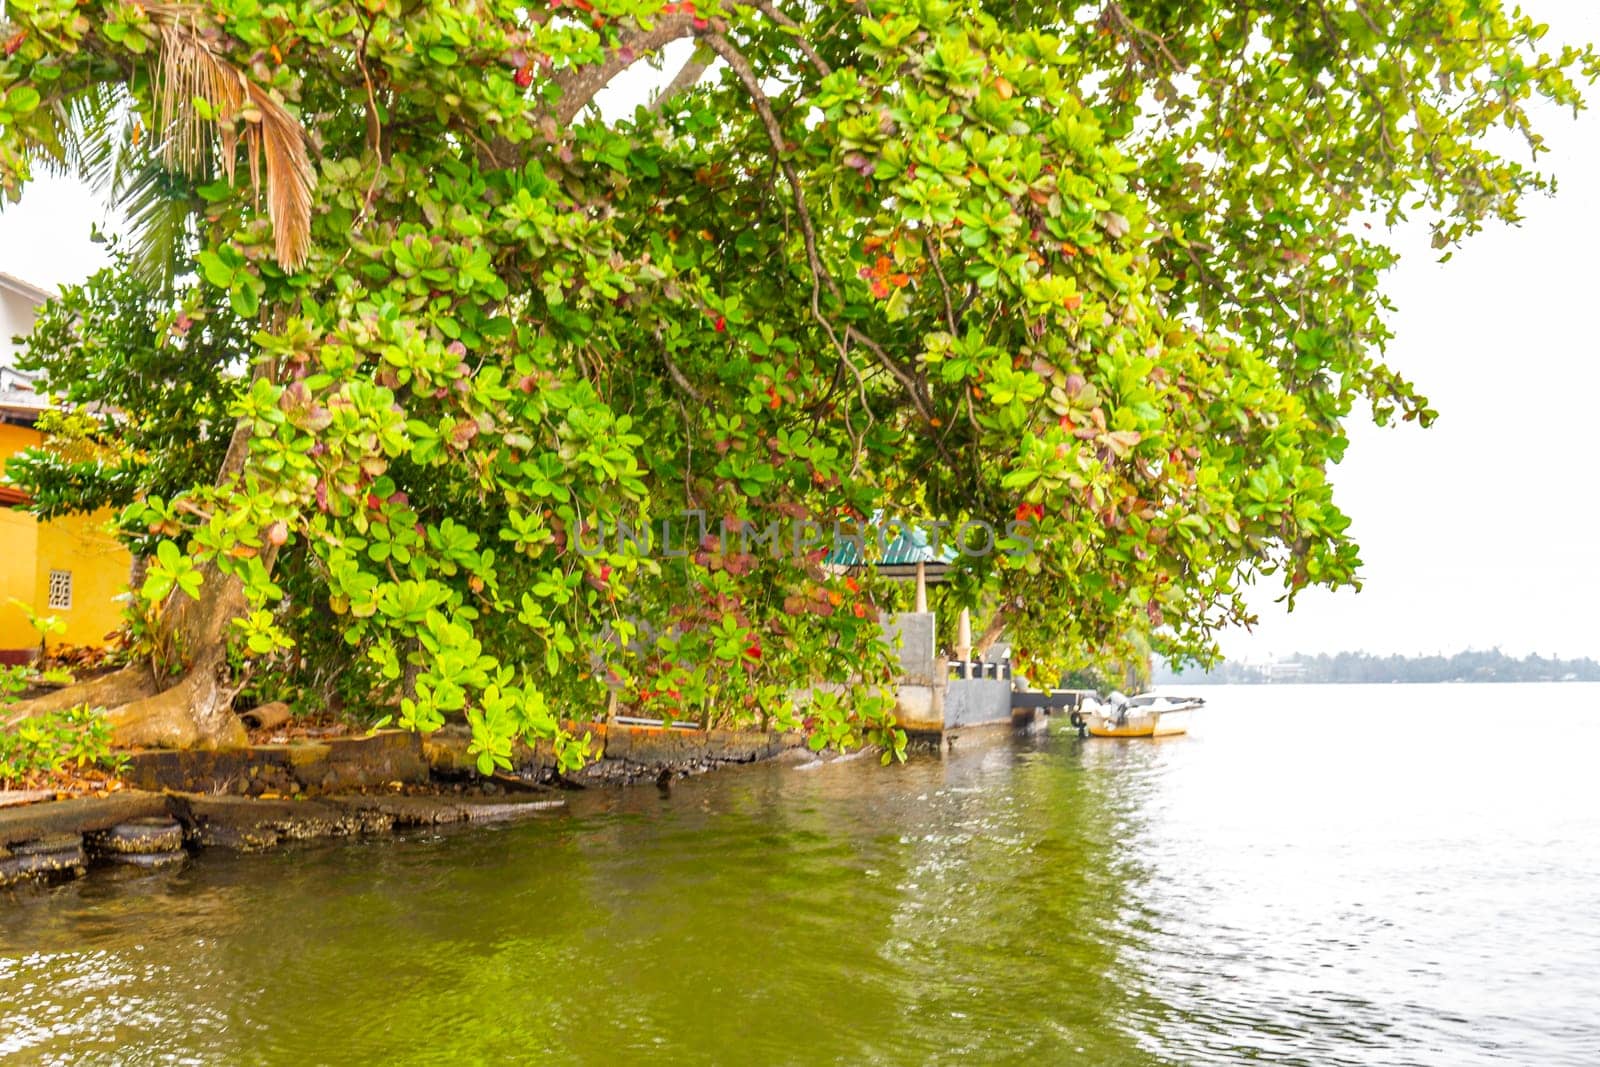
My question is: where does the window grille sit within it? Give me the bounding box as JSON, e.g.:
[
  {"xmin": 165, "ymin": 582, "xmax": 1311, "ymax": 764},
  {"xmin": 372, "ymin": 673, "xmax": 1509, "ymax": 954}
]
[{"xmin": 47, "ymin": 569, "xmax": 72, "ymax": 610}]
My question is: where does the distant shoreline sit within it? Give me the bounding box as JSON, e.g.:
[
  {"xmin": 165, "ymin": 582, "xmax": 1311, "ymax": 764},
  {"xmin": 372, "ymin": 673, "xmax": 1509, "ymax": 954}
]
[
  {"xmin": 1162, "ymin": 678, "xmax": 1599, "ymax": 685},
  {"xmin": 1156, "ymin": 650, "xmax": 1600, "ymax": 686}
]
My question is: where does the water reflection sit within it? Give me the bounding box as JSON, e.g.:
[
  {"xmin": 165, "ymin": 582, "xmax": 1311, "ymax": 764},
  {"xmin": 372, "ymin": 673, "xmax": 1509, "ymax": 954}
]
[{"xmin": 4, "ymin": 684, "xmax": 1599, "ymax": 1065}]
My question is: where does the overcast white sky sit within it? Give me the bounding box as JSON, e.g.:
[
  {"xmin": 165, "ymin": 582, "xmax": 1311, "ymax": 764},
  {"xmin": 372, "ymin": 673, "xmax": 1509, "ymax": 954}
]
[{"xmin": 1, "ymin": 2, "xmax": 1596, "ymax": 660}]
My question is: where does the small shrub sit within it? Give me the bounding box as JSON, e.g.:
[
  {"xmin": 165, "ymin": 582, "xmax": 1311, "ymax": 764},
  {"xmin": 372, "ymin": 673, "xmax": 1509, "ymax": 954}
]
[{"xmin": 0, "ymin": 666, "xmax": 121, "ymax": 789}]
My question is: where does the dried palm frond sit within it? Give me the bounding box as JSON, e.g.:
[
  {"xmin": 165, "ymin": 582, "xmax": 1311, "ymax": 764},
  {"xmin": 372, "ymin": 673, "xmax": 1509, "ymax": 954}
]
[{"xmin": 146, "ymin": 4, "xmax": 314, "ymax": 271}]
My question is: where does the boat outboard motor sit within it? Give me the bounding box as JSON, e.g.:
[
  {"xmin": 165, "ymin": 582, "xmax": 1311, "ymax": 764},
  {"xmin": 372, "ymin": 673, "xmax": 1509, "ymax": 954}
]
[
  {"xmin": 1069, "ymin": 695, "xmax": 1098, "ymax": 738},
  {"xmin": 1107, "ymin": 690, "xmax": 1130, "ymax": 727}
]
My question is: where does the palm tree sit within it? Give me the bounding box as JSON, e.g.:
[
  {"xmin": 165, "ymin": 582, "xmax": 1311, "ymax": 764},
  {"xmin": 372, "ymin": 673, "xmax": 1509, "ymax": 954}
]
[{"xmin": 7, "ymin": 3, "xmax": 314, "ymax": 288}]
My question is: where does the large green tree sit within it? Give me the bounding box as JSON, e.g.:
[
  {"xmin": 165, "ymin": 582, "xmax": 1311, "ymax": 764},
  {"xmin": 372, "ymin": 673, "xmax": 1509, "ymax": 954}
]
[{"xmin": 1, "ymin": 0, "xmax": 1592, "ymax": 759}]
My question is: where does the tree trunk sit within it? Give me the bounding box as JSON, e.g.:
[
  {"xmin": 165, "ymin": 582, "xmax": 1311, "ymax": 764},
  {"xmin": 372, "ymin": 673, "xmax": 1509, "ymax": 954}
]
[
  {"xmin": 971, "ymin": 596, "xmax": 1023, "ymax": 660},
  {"xmin": 5, "ymin": 416, "xmax": 260, "ymax": 750},
  {"xmin": 103, "ymin": 646, "xmax": 247, "ymax": 749}
]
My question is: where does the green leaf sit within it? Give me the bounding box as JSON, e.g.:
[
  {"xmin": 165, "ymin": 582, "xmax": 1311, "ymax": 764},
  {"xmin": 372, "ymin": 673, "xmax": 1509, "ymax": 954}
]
[
  {"xmin": 3, "ymin": 86, "xmax": 41, "ymax": 115},
  {"xmin": 230, "ymin": 283, "xmax": 259, "ymax": 318},
  {"xmin": 197, "ymin": 251, "xmax": 234, "ymax": 288},
  {"xmin": 141, "ymin": 572, "xmax": 175, "ymax": 603}
]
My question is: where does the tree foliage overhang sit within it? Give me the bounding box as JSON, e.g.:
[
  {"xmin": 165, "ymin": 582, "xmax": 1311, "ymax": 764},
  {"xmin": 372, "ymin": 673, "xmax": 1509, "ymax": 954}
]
[{"xmin": 0, "ymin": 0, "xmax": 1593, "ymax": 760}]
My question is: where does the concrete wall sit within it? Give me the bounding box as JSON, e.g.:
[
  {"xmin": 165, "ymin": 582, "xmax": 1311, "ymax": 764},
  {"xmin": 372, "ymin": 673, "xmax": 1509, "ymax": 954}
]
[
  {"xmin": 881, "ymin": 611, "xmax": 937, "ymax": 683},
  {"xmin": 943, "ymin": 677, "xmax": 1014, "ymax": 728},
  {"xmin": 880, "ymin": 611, "xmax": 946, "ymax": 731},
  {"xmin": 870, "ymin": 612, "xmax": 1023, "ymax": 734},
  {"xmin": 891, "ymin": 682, "xmax": 944, "ymax": 733}
]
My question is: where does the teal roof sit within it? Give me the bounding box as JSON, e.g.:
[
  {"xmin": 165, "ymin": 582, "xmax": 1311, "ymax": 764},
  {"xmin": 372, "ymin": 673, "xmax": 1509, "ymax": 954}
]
[{"xmin": 824, "ymin": 521, "xmax": 959, "ymax": 568}]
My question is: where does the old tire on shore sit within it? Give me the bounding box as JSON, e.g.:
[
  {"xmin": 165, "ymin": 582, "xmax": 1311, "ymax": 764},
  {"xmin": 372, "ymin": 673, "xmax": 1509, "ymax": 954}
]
[
  {"xmin": 86, "ymin": 817, "xmax": 185, "ymax": 856},
  {"xmin": 0, "ymin": 834, "xmax": 88, "ymax": 886},
  {"xmin": 101, "ymin": 848, "xmax": 188, "ymax": 871}
]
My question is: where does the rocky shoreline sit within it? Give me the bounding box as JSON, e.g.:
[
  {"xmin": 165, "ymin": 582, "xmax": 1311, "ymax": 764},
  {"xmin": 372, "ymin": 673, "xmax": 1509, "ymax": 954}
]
[{"xmin": 1, "ymin": 721, "xmax": 809, "ymax": 892}]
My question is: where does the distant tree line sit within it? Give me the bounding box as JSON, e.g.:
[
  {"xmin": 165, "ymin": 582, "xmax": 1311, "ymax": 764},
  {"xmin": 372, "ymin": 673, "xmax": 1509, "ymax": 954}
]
[{"xmin": 1158, "ymin": 650, "xmax": 1600, "ymax": 685}]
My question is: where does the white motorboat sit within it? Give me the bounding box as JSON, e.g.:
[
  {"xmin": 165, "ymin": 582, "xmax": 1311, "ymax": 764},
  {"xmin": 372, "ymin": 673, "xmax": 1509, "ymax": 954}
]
[{"xmin": 1075, "ymin": 691, "xmax": 1204, "ymax": 738}]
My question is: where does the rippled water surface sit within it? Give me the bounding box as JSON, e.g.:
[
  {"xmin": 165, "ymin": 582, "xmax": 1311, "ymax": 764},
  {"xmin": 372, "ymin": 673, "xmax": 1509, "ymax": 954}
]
[{"xmin": 4, "ymin": 683, "xmax": 1599, "ymax": 1064}]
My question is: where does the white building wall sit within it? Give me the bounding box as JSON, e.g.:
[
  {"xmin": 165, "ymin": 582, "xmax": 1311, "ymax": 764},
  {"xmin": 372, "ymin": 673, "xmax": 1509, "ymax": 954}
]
[{"xmin": 0, "ymin": 283, "xmax": 43, "ymax": 368}]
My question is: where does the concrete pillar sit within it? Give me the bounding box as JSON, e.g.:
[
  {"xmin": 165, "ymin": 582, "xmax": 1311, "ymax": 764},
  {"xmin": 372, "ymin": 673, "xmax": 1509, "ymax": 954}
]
[
  {"xmin": 915, "ymin": 561, "xmax": 927, "ymax": 613},
  {"xmin": 956, "ymin": 606, "xmax": 972, "ymax": 662}
]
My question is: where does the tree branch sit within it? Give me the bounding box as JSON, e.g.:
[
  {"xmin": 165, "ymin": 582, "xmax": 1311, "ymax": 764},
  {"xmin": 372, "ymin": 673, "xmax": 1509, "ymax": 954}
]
[
  {"xmin": 656, "ymin": 328, "xmax": 704, "ymax": 403},
  {"xmin": 649, "ymin": 53, "xmax": 712, "ymax": 113},
  {"xmin": 701, "ymin": 31, "xmax": 936, "ymax": 428},
  {"xmin": 551, "ymin": 14, "xmax": 708, "ymax": 125},
  {"xmin": 973, "ymin": 596, "xmax": 1024, "ymax": 659},
  {"xmin": 924, "ymin": 233, "xmax": 957, "ymax": 333},
  {"xmin": 747, "ymin": 0, "xmax": 832, "ymax": 77}
]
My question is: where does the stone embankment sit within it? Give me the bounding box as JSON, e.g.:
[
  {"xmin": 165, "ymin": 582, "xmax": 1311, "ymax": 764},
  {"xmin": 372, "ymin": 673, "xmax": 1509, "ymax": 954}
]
[{"xmin": 2, "ymin": 720, "xmax": 805, "ymax": 891}]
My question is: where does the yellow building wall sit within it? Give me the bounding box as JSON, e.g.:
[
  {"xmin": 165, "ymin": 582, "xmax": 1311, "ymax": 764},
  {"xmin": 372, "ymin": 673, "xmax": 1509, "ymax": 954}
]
[
  {"xmin": 0, "ymin": 508, "xmax": 40, "ymax": 652},
  {"xmin": 0, "ymin": 421, "xmax": 134, "ymax": 656},
  {"xmin": 0, "ymin": 422, "xmax": 35, "ymax": 463}
]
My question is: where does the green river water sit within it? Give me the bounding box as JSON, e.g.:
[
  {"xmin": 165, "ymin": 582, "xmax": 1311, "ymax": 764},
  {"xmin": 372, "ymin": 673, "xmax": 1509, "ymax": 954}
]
[{"xmin": 3, "ymin": 682, "xmax": 1599, "ymax": 1065}]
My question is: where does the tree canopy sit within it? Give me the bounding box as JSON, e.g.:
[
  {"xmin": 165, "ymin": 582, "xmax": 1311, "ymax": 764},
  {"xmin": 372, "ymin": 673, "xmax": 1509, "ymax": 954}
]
[{"xmin": 1, "ymin": 0, "xmax": 1593, "ymax": 761}]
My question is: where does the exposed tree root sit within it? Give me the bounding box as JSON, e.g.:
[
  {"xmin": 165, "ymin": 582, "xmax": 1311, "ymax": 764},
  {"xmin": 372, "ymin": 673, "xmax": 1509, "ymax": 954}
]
[
  {"xmin": 4, "ymin": 657, "xmax": 247, "ymax": 749},
  {"xmin": 103, "ymin": 655, "xmax": 247, "ymax": 750},
  {"xmin": 3, "ymin": 664, "xmax": 160, "ymax": 728}
]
